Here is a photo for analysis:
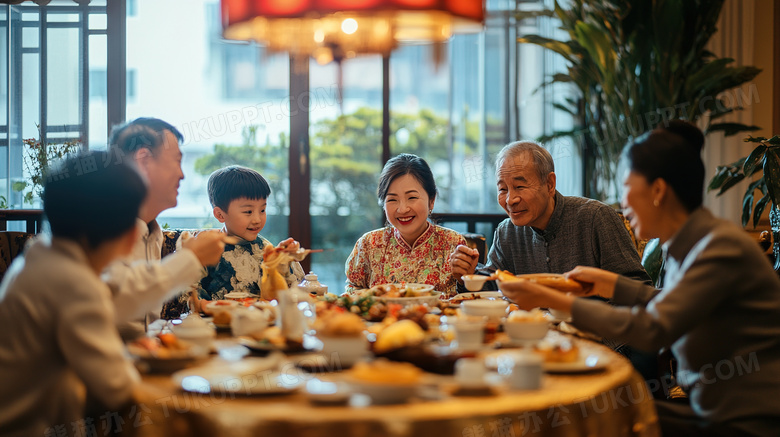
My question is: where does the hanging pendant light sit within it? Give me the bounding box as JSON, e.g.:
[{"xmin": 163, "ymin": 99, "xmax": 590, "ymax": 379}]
[{"xmin": 220, "ymin": 0, "xmax": 484, "ymax": 64}]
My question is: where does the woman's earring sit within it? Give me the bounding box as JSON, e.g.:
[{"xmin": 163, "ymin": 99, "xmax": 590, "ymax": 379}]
[{"xmin": 653, "ymin": 199, "xmax": 660, "ymax": 207}]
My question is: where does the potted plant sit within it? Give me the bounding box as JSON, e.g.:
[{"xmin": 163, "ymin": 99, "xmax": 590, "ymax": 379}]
[
  {"xmin": 708, "ymin": 135, "xmax": 780, "ymax": 269},
  {"xmin": 13, "ymin": 125, "xmax": 81, "ymax": 207},
  {"xmin": 517, "ymin": 0, "xmax": 762, "ymax": 202}
]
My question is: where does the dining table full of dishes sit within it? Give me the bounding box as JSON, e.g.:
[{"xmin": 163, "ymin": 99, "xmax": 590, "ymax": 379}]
[{"xmin": 121, "ymin": 281, "xmax": 660, "ymax": 437}]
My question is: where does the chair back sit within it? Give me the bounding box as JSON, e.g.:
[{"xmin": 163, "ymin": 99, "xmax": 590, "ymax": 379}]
[{"xmin": 0, "ymin": 231, "xmax": 34, "ymax": 282}]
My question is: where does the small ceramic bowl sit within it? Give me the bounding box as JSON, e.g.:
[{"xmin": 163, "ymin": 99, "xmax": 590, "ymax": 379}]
[
  {"xmin": 461, "ymin": 299, "xmax": 509, "ymax": 321},
  {"xmin": 503, "ymin": 319, "xmax": 549, "ymax": 343},
  {"xmin": 461, "ymin": 275, "xmax": 490, "ymax": 292}
]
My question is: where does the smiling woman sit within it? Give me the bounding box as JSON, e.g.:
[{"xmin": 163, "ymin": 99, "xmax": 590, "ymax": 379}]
[{"xmin": 345, "ymin": 154, "xmax": 466, "ymax": 296}]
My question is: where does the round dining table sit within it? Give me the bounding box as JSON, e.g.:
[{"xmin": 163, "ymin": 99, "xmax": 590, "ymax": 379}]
[{"xmin": 119, "ymin": 330, "xmax": 660, "ymax": 437}]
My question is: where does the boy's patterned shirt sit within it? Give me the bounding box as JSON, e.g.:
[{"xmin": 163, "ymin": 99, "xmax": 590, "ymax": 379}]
[
  {"xmin": 345, "ymin": 224, "xmax": 466, "ymax": 297},
  {"xmin": 196, "ymin": 235, "xmax": 304, "ymax": 300}
]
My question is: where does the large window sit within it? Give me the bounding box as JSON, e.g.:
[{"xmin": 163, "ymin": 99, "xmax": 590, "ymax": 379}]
[
  {"xmin": 0, "ymin": 0, "xmax": 109, "ymax": 215},
  {"xmin": 2, "ymin": 0, "xmax": 579, "ymax": 292}
]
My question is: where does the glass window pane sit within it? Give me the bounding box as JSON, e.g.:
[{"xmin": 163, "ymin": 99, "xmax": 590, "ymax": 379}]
[
  {"xmin": 309, "ymin": 57, "xmax": 383, "ymax": 290},
  {"xmin": 47, "ymin": 27, "xmax": 80, "ymax": 127},
  {"xmin": 89, "ymin": 34, "xmax": 107, "ymax": 149},
  {"xmin": 89, "ymin": 13, "xmax": 107, "ymax": 30},
  {"xmin": 129, "ymin": 0, "xmax": 291, "ymax": 235},
  {"xmin": 22, "ymin": 26, "xmax": 37, "ymax": 49},
  {"xmin": 46, "ymin": 13, "xmax": 78, "ymax": 23}
]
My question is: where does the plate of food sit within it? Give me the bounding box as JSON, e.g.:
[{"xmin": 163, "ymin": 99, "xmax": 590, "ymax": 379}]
[
  {"xmin": 484, "ymin": 338, "xmax": 607, "ymax": 374},
  {"xmin": 126, "ymin": 333, "xmax": 205, "ymax": 373},
  {"xmin": 496, "ymin": 271, "xmax": 587, "ymax": 294},
  {"xmin": 344, "ymin": 359, "xmax": 422, "ymax": 404},
  {"xmin": 365, "ymin": 283, "xmax": 441, "ymax": 305},
  {"xmin": 532, "ymin": 340, "xmax": 608, "ymax": 373},
  {"xmin": 173, "ymin": 357, "xmax": 304, "ymax": 395},
  {"xmin": 449, "ymin": 291, "xmax": 504, "ymax": 304},
  {"xmin": 238, "ymin": 327, "xmax": 312, "ymax": 354},
  {"xmin": 223, "ymin": 291, "xmax": 258, "ymax": 300}
]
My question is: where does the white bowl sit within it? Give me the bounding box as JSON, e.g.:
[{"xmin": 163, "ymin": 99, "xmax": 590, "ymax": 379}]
[
  {"xmin": 173, "ymin": 317, "xmax": 216, "ymax": 355},
  {"xmin": 462, "ymin": 275, "xmax": 490, "ymax": 292},
  {"xmin": 461, "ymin": 299, "xmax": 509, "ymax": 321},
  {"xmin": 346, "ymin": 379, "xmax": 418, "ymax": 404},
  {"xmin": 503, "ymin": 319, "xmax": 549, "ymax": 343}
]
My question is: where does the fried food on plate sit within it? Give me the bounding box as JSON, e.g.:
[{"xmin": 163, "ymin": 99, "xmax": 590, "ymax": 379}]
[{"xmin": 493, "ymin": 270, "xmax": 585, "ymax": 293}]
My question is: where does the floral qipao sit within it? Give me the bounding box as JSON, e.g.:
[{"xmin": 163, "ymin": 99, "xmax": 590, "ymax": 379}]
[
  {"xmin": 195, "ymin": 235, "xmax": 304, "ymax": 301},
  {"xmin": 346, "ymin": 223, "xmax": 466, "ymax": 297}
]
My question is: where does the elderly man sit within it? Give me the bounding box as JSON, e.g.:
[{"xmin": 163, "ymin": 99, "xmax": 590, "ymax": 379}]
[
  {"xmin": 451, "ymin": 140, "xmax": 650, "ymax": 288},
  {"xmin": 104, "ymin": 117, "xmax": 227, "ymax": 339}
]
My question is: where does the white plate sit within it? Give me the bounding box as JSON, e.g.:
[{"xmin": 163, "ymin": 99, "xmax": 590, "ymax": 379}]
[
  {"xmin": 449, "ymin": 291, "xmax": 504, "ymax": 303},
  {"xmin": 223, "ymin": 291, "xmax": 257, "ymax": 300},
  {"xmin": 483, "ymin": 350, "xmax": 607, "ymax": 373},
  {"xmin": 126, "ymin": 344, "xmax": 204, "ymax": 373},
  {"xmin": 344, "ymin": 377, "xmax": 419, "ymax": 404},
  {"xmin": 378, "ymin": 292, "xmax": 442, "ymax": 306},
  {"xmin": 543, "ymin": 353, "xmax": 608, "ymax": 373},
  {"xmin": 173, "ymin": 359, "xmax": 303, "ymax": 395}
]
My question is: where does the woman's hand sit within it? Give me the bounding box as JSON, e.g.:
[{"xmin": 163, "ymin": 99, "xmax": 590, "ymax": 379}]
[
  {"xmin": 450, "ymin": 245, "xmax": 479, "ymax": 280},
  {"xmin": 499, "ymin": 279, "xmax": 574, "ymax": 312},
  {"xmin": 564, "ymin": 266, "xmax": 618, "ymax": 299}
]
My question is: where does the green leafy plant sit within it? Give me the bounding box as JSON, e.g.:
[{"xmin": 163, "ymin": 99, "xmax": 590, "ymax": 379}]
[
  {"xmin": 195, "ymin": 107, "xmax": 482, "ymax": 269},
  {"xmin": 16, "ymin": 125, "xmax": 81, "ymax": 205},
  {"xmin": 708, "ymin": 135, "xmax": 780, "ymax": 227},
  {"xmin": 517, "ymin": 0, "xmax": 761, "ymax": 201}
]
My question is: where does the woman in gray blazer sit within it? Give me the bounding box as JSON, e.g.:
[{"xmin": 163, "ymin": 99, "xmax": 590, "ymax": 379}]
[{"xmin": 501, "ymin": 120, "xmax": 780, "ymax": 437}]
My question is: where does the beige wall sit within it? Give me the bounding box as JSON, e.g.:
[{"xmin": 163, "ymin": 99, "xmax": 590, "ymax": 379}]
[{"xmin": 703, "ymin": 0, "xmax": 778, "ymax": 226}]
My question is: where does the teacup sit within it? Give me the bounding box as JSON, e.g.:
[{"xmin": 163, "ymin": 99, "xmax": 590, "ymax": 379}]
[
  {"xmin": 454, "ymin": 357, "xmax": 487, "ymax": 388},
  {"xmin": 449, "ymin": 316, "xmax": 487, "ymax": 350},
  {"xmin": 461, "ymin": 275, "xmax": 490, "ymax": 292},
  {"xmin": 172, "ymin": 315, "xmax": 215, "ymax": 356},
  {"xmin": 507, "ymin": 352, "xmax": 543, "ymax": 390}
]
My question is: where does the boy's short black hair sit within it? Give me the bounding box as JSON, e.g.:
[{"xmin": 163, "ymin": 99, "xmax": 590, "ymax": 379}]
[
  {"xmin": 43, "ymin": 151, "xmax": 147, "ymax": 248},
  {"xmin": 108, "ymin": 117, "xmax": 183, "ymax": 158},
  {"xmin": 207, "ymin": 165, "xmax": 271, "ymax": 211}
]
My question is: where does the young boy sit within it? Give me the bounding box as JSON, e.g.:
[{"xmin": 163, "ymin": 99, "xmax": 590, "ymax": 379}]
[
  {"xmin": 0, "ymin": 151, "xmax": 147, "ymax": 436},
  {"xmin": 191, "ymin": 165, "xmax": 304, "ymax": 311}
]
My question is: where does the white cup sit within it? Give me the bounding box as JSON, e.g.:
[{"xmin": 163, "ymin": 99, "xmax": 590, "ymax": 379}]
[
  {"xmin": 507, "ymin": 352, "xmax": 543, "ymax": 390},
  {"xmin": 454, "ymin": 357, "xmax": 486, "ymax": 387},
  {"xmin": 451, "ymin": 317, "xmax": 486, "ymax": 350}
]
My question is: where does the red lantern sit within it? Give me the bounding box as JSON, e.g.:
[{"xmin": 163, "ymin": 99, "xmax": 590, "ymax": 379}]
[{"xmin": 221, "ymin": 0, "xmax": 484, "ymax": 63}]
